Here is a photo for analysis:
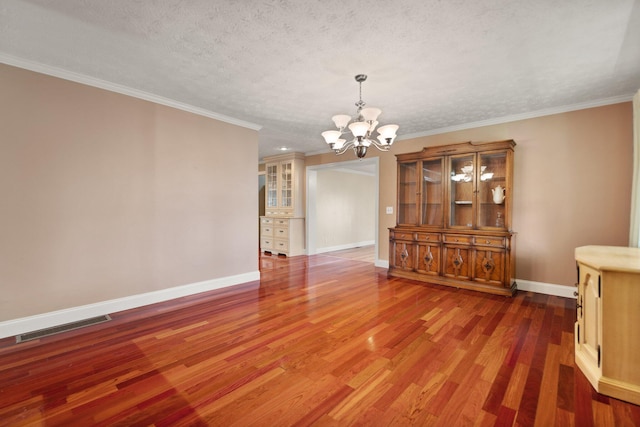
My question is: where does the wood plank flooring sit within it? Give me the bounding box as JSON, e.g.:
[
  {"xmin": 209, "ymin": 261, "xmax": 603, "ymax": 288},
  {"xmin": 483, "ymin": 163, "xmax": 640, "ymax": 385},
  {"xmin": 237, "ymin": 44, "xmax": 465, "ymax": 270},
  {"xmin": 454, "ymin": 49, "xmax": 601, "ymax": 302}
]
[
  {"xmin": 323, "ymin": 245, "xmax": 375, "ymax": 263},
  {"xmin": 1, "ymin": 253, "xmax": 639, "ymax": 426}
]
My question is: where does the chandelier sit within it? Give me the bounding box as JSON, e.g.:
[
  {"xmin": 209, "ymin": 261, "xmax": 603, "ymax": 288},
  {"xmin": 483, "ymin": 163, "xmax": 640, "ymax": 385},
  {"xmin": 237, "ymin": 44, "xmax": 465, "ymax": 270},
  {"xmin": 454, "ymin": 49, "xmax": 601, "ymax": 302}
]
[{"xmin": 321, "ymin": 74, "xmax": 399, "ymax": 159}]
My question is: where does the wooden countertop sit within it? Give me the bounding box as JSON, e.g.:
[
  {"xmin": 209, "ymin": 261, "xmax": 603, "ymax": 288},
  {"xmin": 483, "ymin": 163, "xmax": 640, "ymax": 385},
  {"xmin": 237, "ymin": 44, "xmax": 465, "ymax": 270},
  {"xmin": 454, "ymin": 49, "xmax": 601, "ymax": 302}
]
[{"xmin": 575, "ymin": 245, "xmax": 640, "ymax": 273}]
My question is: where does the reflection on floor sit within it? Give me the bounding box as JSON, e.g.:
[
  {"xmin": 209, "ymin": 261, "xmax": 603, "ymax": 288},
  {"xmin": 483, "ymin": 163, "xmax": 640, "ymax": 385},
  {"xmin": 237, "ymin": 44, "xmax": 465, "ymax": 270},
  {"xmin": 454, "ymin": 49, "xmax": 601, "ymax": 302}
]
[{"xmin": 323, "ymin": 245, "xmax": 375, "ymax": 263}]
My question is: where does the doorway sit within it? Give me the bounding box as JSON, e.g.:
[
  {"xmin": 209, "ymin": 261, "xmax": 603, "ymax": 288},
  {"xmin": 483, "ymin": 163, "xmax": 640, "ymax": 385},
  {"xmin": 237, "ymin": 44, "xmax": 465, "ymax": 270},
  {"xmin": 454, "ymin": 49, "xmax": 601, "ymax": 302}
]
[{"xmin": 306, "ymin": 157, "xmax": 379, "ymax": 264}]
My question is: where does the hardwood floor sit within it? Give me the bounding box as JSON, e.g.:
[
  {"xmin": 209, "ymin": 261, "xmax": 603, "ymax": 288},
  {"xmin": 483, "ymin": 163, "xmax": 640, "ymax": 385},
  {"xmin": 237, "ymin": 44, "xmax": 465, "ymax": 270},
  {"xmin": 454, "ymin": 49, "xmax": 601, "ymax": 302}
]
[
  {"xmin": 323, "ymin": 245, "xmax": 375, "ymax": 263},
  {"xmin": 1, "ymin": 253, "xmax": 639, "ymax": 426}
]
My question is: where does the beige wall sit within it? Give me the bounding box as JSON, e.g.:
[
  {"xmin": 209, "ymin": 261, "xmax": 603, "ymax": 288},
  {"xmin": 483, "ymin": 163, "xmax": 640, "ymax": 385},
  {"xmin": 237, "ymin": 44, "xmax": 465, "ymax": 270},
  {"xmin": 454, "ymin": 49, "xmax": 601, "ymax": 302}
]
[
  {"xmin": 0, "ymin": 64, "xmax": 259, "ymax": 321},
  {"xmin": 307, "ymin": 102, "xmax": 633, "ymax": 287},
  {"xmin": 315, "ymin": 169, "xmax": 375, "ymax": 250}
]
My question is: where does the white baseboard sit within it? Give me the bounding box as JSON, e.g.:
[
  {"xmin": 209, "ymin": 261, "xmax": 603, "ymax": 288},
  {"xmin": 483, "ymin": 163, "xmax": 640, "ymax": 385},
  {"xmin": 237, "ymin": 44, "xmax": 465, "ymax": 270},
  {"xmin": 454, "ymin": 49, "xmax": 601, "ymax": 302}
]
[
  {"xmin": 375, "ymin": 260, "xmax": 390, "ymax": 268},
  {"xmin": 516, "ymin": 279, "xmax": 577, "ymax": 299},
  {"xmin": 316, "ymin": 240, "xmax": 375, "ymax": 254},
  {"xmin": 0, "ymin": 271, "xmax": 260, "ymax": 339},
  {"xmin": 0, "ymin": 271, "xmax": 574, "ymax": 340}
]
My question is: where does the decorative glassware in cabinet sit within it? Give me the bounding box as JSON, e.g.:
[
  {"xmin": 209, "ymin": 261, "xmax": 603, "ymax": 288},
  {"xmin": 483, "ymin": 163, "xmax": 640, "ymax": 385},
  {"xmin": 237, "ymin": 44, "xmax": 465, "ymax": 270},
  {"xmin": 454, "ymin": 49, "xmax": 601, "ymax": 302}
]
[
  {"xmin": 398, "ymin": 161, "xmax": 418, "ymax": 225},
  {"xmin": 421, "ymin": 159, "xmax": 443, "ymax": 226},
  {"xmin": 449, "ymin": 155, "xmax": 475, "ymax": 227},
  {"xmin": 478, "ymin": 152, "xmax": 507, "ymax": 229}
]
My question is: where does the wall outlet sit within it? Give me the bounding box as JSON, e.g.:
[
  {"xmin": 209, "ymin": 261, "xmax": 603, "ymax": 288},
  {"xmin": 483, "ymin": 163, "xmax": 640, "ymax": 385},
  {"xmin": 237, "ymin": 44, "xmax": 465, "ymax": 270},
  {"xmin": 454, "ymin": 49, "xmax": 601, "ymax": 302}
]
[{"xmin": 386, "ymin": 206, "xmax": 393, "ymax": 214}]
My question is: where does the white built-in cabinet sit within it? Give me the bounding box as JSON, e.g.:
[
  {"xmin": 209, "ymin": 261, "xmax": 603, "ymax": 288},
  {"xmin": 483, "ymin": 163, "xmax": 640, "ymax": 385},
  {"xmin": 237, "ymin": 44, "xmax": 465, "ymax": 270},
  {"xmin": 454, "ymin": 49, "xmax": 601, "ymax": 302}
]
[
  {"xmin": 260, "ymin": 153, "xmax": 305, "ymax": 256},
  {"xmin": 574, "ymin": 245, "xmax": 640, "ymax": 405}
]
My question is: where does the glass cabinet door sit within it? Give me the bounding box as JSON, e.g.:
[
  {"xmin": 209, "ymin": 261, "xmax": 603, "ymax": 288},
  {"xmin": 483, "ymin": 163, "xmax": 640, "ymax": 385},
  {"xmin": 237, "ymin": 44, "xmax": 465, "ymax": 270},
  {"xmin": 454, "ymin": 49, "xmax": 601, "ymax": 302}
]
[
  {"xmin": 266, "ymin": 163, "xmax": 278, "ymax": 208},
  {"xmin": 280, "ymin": 161, "xmax": 293, "ymax": 208},
  {"xmin": 449, "ymin": 155, "xmax": 475, "ymax": 228},
  {"xmin": 421, "ymin": 158, "xmax": 443, "ymax": 226},
  {"xmin": 478, "ymin": 151, "xmax": 507, "ymax": 229},
  {"xmin": 398, "ymin": 161, "xmax": 418, "ymax": 225}
]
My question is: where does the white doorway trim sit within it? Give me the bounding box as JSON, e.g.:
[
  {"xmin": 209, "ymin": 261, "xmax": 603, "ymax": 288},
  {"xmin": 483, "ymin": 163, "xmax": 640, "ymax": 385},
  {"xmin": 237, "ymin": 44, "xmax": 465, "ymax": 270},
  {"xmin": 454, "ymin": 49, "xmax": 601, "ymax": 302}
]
[{"xmin": 306, "ymin": 157, "xmax": 380, "ymax": 264}]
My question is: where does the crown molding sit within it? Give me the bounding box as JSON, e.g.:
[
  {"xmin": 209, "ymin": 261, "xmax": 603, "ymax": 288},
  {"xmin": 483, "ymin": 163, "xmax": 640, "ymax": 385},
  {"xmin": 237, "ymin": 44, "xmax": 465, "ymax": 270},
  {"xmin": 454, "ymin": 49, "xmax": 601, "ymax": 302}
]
[
  {"xmin": 0, "ymin": 53, "xmax": 262, "ymax": 131},
  {"xmin": 398, "ymin": 94, "xmax": 634, "ymax": 141}
]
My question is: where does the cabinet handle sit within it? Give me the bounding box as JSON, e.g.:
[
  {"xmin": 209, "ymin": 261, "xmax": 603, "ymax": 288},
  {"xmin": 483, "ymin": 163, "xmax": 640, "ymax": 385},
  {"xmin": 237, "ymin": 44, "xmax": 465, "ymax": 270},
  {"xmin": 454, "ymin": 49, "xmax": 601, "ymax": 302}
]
[{"xmin": 576, "ymin": 295, "xmax": 583, "ymax": 318}]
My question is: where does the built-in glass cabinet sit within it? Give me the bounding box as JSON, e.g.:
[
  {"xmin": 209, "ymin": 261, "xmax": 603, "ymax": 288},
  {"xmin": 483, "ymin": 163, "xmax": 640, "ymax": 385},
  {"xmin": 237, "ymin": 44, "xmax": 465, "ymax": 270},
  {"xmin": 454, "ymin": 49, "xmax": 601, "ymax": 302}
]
[
  {"xmin": 279, "ymin": 161, "xmax": 293, "ymax": 209},
  {"xmin": 389, "ymin": 140, "xmax": 516, "ymax": 296},
  {"xmin": 260, "ymin": 152, "xmax": 306, "ymax": 257},
  {"xmin": 266, "ymin": 163, "xmax": 278, "ymax": 209},
  {"xmin": 264, "ymin": 153, "xmax": 304, "ymax": 217}
]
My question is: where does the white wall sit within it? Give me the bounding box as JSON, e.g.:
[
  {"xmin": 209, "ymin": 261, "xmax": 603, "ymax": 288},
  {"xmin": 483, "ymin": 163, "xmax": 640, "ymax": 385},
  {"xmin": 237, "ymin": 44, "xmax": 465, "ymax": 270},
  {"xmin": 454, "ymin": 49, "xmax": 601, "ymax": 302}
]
[{"xmin": 315, "ymin": 169, "xmax": 375, "ymax": 252}]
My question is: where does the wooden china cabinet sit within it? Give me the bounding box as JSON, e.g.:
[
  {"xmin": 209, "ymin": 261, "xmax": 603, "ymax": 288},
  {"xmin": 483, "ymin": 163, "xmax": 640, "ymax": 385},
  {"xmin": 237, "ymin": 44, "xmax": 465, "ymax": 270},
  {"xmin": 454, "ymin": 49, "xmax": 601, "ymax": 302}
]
[
  {"xmin": 260, "ymin": 152, "xmax": 305, "ymax": 257},
  {"xmin": 388, "ymin": 140, "xmax": 516, "ymax": 296}
]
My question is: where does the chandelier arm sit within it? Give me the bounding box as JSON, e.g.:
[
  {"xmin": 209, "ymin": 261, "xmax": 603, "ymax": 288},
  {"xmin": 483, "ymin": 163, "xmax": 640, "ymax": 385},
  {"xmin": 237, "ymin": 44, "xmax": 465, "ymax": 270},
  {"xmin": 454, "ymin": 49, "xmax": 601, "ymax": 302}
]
[
  {"xmin": 333, "ymin": 140, "xmax": 355, "ymax": 156},
  {"xmin": 369, "ymin": 139, "xmax": 392, "ymax": 152}
]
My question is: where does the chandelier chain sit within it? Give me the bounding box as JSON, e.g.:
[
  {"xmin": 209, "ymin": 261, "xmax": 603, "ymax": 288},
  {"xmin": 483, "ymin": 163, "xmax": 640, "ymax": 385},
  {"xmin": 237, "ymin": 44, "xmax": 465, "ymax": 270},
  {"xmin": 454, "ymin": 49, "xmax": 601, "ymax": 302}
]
[{"xmin": 356, "ymin": 79, "xmax": 365, "ymax": 111}]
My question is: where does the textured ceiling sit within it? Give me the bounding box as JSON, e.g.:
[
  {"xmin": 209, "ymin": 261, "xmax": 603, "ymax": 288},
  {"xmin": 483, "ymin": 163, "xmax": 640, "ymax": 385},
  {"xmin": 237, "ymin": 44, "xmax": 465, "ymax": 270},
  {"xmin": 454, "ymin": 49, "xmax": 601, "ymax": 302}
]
[{"xmin": 1, "ymin": 0, "xmax": 639, "ymax": 160}]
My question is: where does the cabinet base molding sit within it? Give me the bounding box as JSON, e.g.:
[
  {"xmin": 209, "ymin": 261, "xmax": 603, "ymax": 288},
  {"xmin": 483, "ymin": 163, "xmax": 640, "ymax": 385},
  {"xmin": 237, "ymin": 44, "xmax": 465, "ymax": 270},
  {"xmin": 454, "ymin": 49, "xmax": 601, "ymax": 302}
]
[
  {"xmin": 388, "ymin": 268, "xmax": 516, "ymax": 296},
  {"xmin": 576, "ymin": 350, "xmax": 640, "ymax": 406}
]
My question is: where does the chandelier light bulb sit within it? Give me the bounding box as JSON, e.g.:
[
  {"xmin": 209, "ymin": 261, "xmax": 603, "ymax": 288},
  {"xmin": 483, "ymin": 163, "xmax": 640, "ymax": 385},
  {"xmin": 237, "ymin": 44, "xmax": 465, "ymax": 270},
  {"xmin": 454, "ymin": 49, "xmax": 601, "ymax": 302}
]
[
  {"xmin": 331, "ymin": 114, "xmax": 351, "ymax": 130},
  {"xmin": 348, "ymin": 121, "xmax": 369, "ymax": 138},
  {"xmin": 321, "ymin": 130, "xmax": 341, "ymax": 145},
  {"xmin": 377, "ymin": 135, "xmax": 390, "ymax": 146},
  {"xmin": 360, "ymin": 107, "xmax": 381, "ymax": 122},
  {"xmin": 377, "ymin": 124, "xmax": 399, "ymax": 140},
  {"xmin": 333, "ymin": 139, "xmax": 346, "ymax": 150}
]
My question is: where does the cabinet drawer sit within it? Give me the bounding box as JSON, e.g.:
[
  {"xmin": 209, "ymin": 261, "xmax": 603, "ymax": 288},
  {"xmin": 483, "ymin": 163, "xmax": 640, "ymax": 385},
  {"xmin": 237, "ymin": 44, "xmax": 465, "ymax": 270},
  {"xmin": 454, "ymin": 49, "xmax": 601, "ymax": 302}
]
[
  {"xmin": 416, "ymin": 233, "xmax": 440, "ymax": 243},
  {"xmin": 274, "ymin": 218, "xmax": 289, "ymax": 226},
  {"xmin": 261, "ymin": 226, "xmax": 274, "ymax": 236},
  {"xmin": 273, "ymin": 239, "xmax": 289, "ymax": 251},
  {"xmin": 474, "ymin": 236, "xmax": 506, "ymax": 247},
  {"xmin": 274, "ymin": 227, "xmax": 289, "ymax": 238},
  {"xmin": 266, "ymin": 211, "xmax": 288, "ymax": 216},
  {"xmin": 443, "ymin": 234, "xmax": 472, "ymax": 245},
  {"xmin": 260, "ymin": 238, "xmax": 273, "ymax": 249},
  {"xmin": 261, "ymin": 217, "xmax": 274, "ymax": 225},
  {"xmin": 392, "ymin": 231, "xmax": 414, "ymax": 241}
]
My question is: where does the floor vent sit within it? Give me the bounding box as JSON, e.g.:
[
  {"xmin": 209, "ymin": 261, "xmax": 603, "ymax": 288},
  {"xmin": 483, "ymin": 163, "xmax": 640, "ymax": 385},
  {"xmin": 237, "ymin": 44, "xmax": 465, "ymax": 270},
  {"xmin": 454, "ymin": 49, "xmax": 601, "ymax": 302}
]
[{"xmin": 15, "ymin": 315, "xmax": 112, "ymax": 343}]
